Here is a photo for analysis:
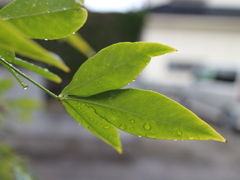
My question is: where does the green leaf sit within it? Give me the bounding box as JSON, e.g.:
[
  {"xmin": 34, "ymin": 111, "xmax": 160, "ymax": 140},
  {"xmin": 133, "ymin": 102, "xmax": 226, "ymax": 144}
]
[
  {"xmin": 0, "ymin": 78, "xmax": 13, "ymax": 95},
  {"xmin": 0, "ymin": 0, "xmax": 88, "ymax": 40},
  {"xmin": 62, "ymin": 100, "xmax": 122, "ymax": 153},
  {"xmin": 7, "ymin": 97, "xmax": 42, "ymax": 122},
  {"xmin": 13, "ymin": 58, "xmax": 62, "ymax": 83},
  {"xmin": 61, "ymin": 42, "xmax": 176, "ymax": 97},
  {"xmin": 0, "ymin": 47, "xmax": 15, "ymax": 62},
  {"xmin": 0, "ymin": 57, "xmax": 28, "ymax": 90},
  {"xmin": 0, "ymin": 20, "xmax": 69, "ymax": 72},
  {"xmin": 63, "ymin": 89, "xmax": 226, "ymax": 142},
  {"xmin": 64, "ymin": 32, "xmax": 96, "ymax": 57}
]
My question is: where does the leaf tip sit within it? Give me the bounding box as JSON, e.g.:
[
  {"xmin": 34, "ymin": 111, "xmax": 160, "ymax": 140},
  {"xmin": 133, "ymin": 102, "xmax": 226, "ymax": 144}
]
[{"xmin": 61, "ymin": 65, "xmax": 70, "ymax": 73}]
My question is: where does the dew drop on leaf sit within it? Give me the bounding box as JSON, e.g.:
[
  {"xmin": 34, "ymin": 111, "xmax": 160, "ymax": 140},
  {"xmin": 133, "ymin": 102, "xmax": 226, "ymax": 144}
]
[
  {"xmin": 88, "ymin": 106, "xmax": 96, "ymax": 112},
  {"xmin": 103, "ymin": 125, "xmax": 111, "ymax": 129},
  {"xmin": 130, "ymin": 119, "xmax": 135, "ymax": 123},
  {"xmin": 146, "ymin": 133, "xmax": 157, "ymax": 138},
  {"xmin": 177, "ymin": 130, "xmax": 182, "ymax": 136},
  {"xmin": 120, "ymin": 124, "xmax": 127, "ymax": 130},
  {"xmin": 77, "ymin": 107, "xmax": 81, "ymax": 110},
  {"xmin": 143, "ymin": 123, "xmax": 151, "ymax": 131}
]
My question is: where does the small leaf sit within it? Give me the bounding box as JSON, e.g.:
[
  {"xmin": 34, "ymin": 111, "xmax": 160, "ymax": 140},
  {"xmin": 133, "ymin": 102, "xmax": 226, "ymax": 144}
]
[
  {"xmin": 13, "ymin": 58, "xmax": 62, "ymax": 83},
  {"xmin": 64, "ymin": 32, "xmax": 96, "ymax": 58},
  {"xmin": 61, "ymin": 42, "xmax": 176, "ymax": 97},
  {"xmin": 0, "ymin": 0, "xmax": 88, "ymax": 39},
  {"xmin": 0, "ymin": 20, "xmax": 69, "ymax": 72},
  {"xmin": 0, "ymin": 78, "xmax": 13, "ymax": 95},
  {"xmin": 63, "ymin": 89, "xmax": 226, "ymax": 142},
  {"xmin": 0, "ymin": 58, "xmax": 28, "ymax": 90},
  {"xmin": 62, "ymin": 100, "xmax": 122, "ymax": 153}
]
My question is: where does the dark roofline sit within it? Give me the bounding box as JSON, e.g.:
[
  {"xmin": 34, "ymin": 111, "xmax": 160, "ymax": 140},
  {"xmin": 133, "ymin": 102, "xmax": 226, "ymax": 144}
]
[{"xmin": 151, "ymin": 4, "xmax": 240, "ymax": 17}]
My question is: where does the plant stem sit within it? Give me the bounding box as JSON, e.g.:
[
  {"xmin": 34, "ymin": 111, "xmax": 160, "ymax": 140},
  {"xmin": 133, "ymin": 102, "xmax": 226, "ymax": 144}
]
[{"xmin": 0, "ymin": 58, "xmax": 59, "ymax": 100}]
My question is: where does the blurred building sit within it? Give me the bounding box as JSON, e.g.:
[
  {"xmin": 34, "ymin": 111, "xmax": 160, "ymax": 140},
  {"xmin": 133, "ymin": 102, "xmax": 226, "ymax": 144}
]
[{"xmin": 140, "ymin": 0, "xmax": 240, "ymax": 87}]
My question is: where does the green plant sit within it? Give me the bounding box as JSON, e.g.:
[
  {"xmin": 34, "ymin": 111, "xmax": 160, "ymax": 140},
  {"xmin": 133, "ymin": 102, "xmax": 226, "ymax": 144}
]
[
  {"xmin": 0, "ymin": 144, "xmax": 38, "ymax": 180},
  {"xmin": 0, "ymin": 0, "xmax": 225, "ymax": 154}
]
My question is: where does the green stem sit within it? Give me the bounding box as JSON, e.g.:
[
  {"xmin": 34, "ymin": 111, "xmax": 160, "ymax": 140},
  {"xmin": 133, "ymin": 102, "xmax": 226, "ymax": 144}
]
[
  {"xmin": 0, "ymin": 60, "xmax": 28, "ymax": 89},
  {"xmin": 0, "ymin": 58, "xmax": 59, "ymax": 100}
]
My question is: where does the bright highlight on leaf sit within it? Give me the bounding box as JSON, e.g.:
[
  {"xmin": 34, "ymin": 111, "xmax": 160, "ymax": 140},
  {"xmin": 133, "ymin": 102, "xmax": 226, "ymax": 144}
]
[
  {"xmin": 61, "ymin": 42, "xmax": 176, "ymax": 97},
  {"xmin": 0, "ymin": 0, "xmax": 88, "ymax": 39}
]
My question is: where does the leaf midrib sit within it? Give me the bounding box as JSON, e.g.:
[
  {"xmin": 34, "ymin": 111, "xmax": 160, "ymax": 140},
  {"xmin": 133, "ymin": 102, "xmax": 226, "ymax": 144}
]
[
  {"xmin": 64, "ymin": 101, "xmax": 118, "ymax": 144},
  {"xmin": 64, "ymin": 97, "xmax": 210, "ymax": 135},
  {"xmin": 63, "ymin": 55, "xmax": 148, "ymax": 95}
]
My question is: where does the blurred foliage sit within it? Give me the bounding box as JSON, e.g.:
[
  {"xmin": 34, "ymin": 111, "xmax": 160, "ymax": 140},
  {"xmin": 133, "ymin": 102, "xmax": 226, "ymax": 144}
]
[
  {"xmin": 0, "ymin": 78, "xmax": 42, "ymax": 123},
  {"xmin": 0, "ymin": 144, "xmax": 38, "ymax": 180}
]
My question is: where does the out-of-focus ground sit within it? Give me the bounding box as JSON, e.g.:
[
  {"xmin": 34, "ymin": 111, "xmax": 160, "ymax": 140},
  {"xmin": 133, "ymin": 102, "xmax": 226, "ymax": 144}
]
[{"xmin": 7, "ymin": 112, "xmax": 240, "ymax": 180}]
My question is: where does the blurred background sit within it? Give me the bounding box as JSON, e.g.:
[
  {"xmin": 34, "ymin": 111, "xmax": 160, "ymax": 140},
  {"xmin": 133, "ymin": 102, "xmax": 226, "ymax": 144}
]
[{"xmin": 1, "ymin": 0, "xmax": 240, "ymax": 179}]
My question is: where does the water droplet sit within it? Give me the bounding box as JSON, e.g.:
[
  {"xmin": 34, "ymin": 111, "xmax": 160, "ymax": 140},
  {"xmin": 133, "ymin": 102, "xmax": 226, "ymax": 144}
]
[
  {"xmin": 146, "ymin": 133, "xmax": 157, "ymax": 138},
  {"xmin": 88, "ymin": 107, "xmax": 96, "ymax": 112},
  {"xmin": 72, "ymin": 32, "xmax": 76, "ymax": 34},
  {"xmin": 174, "ymin": 139, "xmax": 178, "ymax": 141},
  {"xmin": 44, "ymin": 39, "xmax": 48, "ymax": 41},
  {"xmin": 143, "ymin": 123, "xmax": 151, "ymax": 131},
  {"xmin": 63, "ymin": 8, "xmax": 67, "ymax": 10},
  {"xmin": 138, "ymin": 136, "xmax": 142, "ymax": 138},
  {"xmin": 23, "ymin": 84, "xmax": 28, "ymax": 90},
  {"xmin": 103, "ymin": 125, "xmax": 111, "ymax": 129},
  {"xmin": 120, "ymin": 124, "xmax": 127, "ymax": 130},
  {"xmin": 177, "ymin": 130, "xmax": 182, "ymax": 136},
  {"xmin": 130, "ymin": 119, "xmax": 135, "ymax": 123},
  {"xmin": 81, "ymin": 103, "xmax": 85, "ymax": 106},
  {"xmin": 77, "ymin": 107, "xmax": 81, "ymax": 110}
]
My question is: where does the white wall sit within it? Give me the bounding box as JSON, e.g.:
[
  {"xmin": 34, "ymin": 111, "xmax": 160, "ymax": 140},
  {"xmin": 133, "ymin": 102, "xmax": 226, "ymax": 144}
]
[{"xmin": 139, "ymin": 14, "xmax": 240, "ymax": 86}]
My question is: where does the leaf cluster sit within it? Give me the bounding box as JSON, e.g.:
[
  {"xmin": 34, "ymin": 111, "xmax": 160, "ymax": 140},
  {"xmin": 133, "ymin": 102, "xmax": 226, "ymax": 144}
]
[{"xmin": 0, "ymin": 0, "xmax": 225, "ymax": 154}]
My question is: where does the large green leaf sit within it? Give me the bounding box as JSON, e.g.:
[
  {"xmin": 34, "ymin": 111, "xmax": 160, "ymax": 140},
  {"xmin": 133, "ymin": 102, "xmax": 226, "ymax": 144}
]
[
  {"xmin": 0, "ymin": 20, "xmax": 69, "ymax": 72},
  {"xmin": 0, "ymin": 0, "xmax": 88, "ymax": 40},
  {"xmin": 61, "ymin": 42, "xmax": 176, "ymax": 97},
  {"xmin": 62, "ymin": 100, "xmax": 122, "ymax": 153},
  {"xmin": 62, "ymin": 89, "xmax": 226, "ymax": 142}
]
